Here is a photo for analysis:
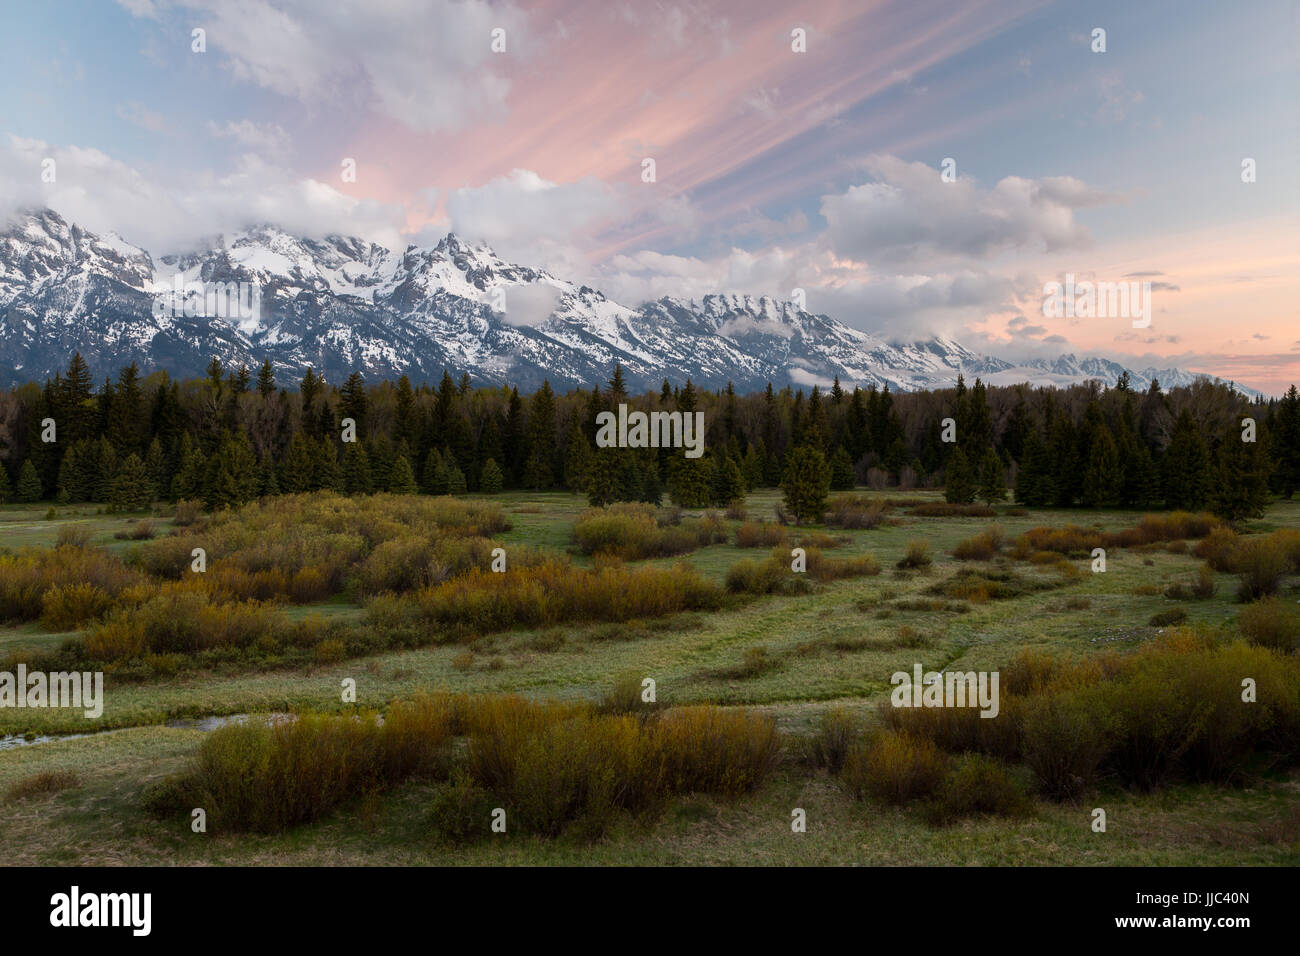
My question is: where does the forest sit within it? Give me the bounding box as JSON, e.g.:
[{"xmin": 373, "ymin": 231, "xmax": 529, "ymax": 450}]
[{"xmin": 0, "ymin": 353, "xmax": 1294, "ymax": 524}]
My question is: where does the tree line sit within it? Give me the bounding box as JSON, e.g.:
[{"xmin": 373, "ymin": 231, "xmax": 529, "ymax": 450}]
[{"xmin": 0, "ymin": 354, "xmax": 1293, "ymax": 522}]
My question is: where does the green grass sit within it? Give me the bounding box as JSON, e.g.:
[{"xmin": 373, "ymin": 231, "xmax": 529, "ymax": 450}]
[{"xmin": 1, "ymin": 490, "xmax": 1297, "ymax": 864}]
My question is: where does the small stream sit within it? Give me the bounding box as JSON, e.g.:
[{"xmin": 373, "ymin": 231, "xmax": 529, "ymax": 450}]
[{"xmin": 0, "ymin": 713, "xmax": 292, "ymax": 751}]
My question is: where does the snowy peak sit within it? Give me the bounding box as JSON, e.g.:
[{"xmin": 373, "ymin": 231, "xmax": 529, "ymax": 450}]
[{"xmin": 0, "ymin": 208, "xmax": 1254, "ymax": 396}]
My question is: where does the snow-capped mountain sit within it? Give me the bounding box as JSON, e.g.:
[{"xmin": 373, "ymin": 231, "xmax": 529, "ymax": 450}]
[{"xmin": 0, "ymin": 209, "xmax": 1252, "ymax": 395}]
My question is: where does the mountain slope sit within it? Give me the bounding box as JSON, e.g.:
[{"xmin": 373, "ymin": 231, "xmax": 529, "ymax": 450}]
[{"xmin": 0, "ymin": 209, "xmax": 1249, "ymax": 395}]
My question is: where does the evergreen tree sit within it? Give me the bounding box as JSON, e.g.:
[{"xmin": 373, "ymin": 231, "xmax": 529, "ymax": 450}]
[
  {"xmin": 781, "ymin": 445, "xmax": 831, "ymax": 523},
  {"xmin": 172, "ymin": 433, "xmax": 207, "ymax": 501},
  {"xmin": 710, "ymin": 454, "xmax": 746, "ymax": 507},
  {"xmin": 1014, "ymin": 430, "xmax": 1055, "ymax": 506},
  {"xmin": 314, "ymin": 438, "xmax": 341, "ymax": 492},
  {"xmin": 15, "ymin": 459, "xmax": 42, "ymax": 502},
  {"xmin": 1210, "ymin": 424, "xmax": 1272, "ymax": 521},
  {"xmin": 388, "ymin": 455, "xmax": 418, "ymax": 495},
  {"xmin": 667, "ymin": 454, "xmax": 713, "ymax": 508},
  {"xmin": 279, "ymin": 433, "xmax": 315, "ymax": 494},
  {"xmin": 203, "ymin": 432, "xmax": 258, "ymax": 510},
  {"xmin": 943, "ymin": 447, "xmax": 976, "ymax": 504},
  {"xmin": 342, "ymin": 443, "xmax": 374, "ymax": 495},
  {"xmin": 421, "ymin": 447, "xmax": 445, "ymax": 494},
  {"xmin": 1272, "ymin": 385, "xmax": 1300, "ymax": 499},
  {"xmin": 586, "ymin": 448, "xmax": 621, "ymax": 507},
  {"xmin": 479, "ymin": 458, "xmax": 504, "ymax": 494},
  {"xmin": 257, "ymin": 359, "xmax": 276, "ymax": 398},
  {"xmin": 1161, "ymin": 410, "xmax": 1210, "ymax": 509},
  {"xmin": 562, "ymin": 420, "xmax": 593, "ymax": 492},
  {"xmin": 447, "ymin": 464, "xmax": 467, "ymax": 495},
  {"xmin": 1082, "ymin": 426, "xmax": 1122, "ymax": 508},
  {"xmin": 977, "ymin": 449, "xmax": 1007, "ymax": 505},
  {"xmin": 110, "ymin": 453, "xmax": 154, "ymax": 512},
  {"xmin": 0, "ymin": 463, "xmax": 10, "ymax": 503},
  {"xmin": 830, "ymin": 446, "xmax": 855, "ymax": 491}
]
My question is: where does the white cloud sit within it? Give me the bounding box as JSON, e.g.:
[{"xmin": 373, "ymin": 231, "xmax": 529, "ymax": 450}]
[
  {"xmin": 0, "ymin": 135, "xmax": 407, "ymax": 253},
  {"xmin": 821, "ymin": 154, "xmax": 1116, "ymax": 268},
  {"xmin": 122, "ymin": 0, "xmax": 528, "ymax": 133}
]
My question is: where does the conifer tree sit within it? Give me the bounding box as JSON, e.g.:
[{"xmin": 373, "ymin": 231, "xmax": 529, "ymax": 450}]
[
  {"xmin": 1161, "ymin": 410, "xmax": 1210, "ymax": 509},
  {"xmin": 110, "ymin": 453, "xmax": 154, "ymax": 512},
  {"xmin": 1014, "ymin": 430, "xmax": 1055, "ymax": 506},
  {"xmin": 1210, "ymin": 423, "xmax": 1272, "ymax": 521},
  {"xmin": 943, "ymin": 447, "xmax": 976, "ymax": 504},
  {"xmin": 342, "ymin": 443, "xmax": 374, "ymax": 495},
  {"xmin": 781, "ymin": 445, "xmax": 831, "ymax": 523},
  {"xmin": 0, "ymin": 463, "xmax": 10, "ymax": 503},
  {"xmin": 388, "ymin": 455, "xmax": 418, "ymax": 495},
  {"xmin": 15, "ymin": 459, "xmax": 41, "ymax": 502},
  {"xmin": 1082, "ymin": 426, "xmax": 1122, "ymax": 508},
  {"xmin": 479, "ymin": 458, "xmax": 504, "ymax": 494},
  {"xmin": 830, "ymin": 446, "xmax": 855, "ymax": 491},
  {"xmin": 977, "ymin": 449, "xmax": 1007, "ymax": 504}
]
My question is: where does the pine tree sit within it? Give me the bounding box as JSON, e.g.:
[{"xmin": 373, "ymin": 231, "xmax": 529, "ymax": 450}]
[
  {"xmin": 421, "ymin": 447, "xmax": 445, "ymax": 494},
  {"xmin": 586, "ymin": 448, "xmax": 621, "ymax": 507},
  {"xmin": 1082, "ymin": 426, "xmax": 1122, "ymax": 508},
  {"xmin": 279, "ymin": 433, "xmax": 315, "ymax": 494},
  {"xmin": 1272, "ymin": 385, "xmax": 1300, "ymax": 499},
  {"xmin": 203, "ymin": 432, "xmax": 258, "ymax": 510},
  {"xmin": 110, "ymin": 453, "xmax": 154, "ymax": 512},
  {"xmin": 710, "ymin": 454, "xmax": 746, "ymax": 507},
  {"xmin": 388, "ymin": 455, "xmax": 418, "ymax": 495},
  {"xmin": 1014, "ymin": 430, "xmax": 1055, "ymax": 506},
  {"xmin": 172, "ymin": 434, "xmax": 207, "ymax": 501},
  {"xmin": 447, "ymin": 465, "xmax": 467, "ymax": 495},
  {"xmin": 1210, "ymin": 423, "xmax": 1272, "ymax": 521},
  {"xmin": 943, "ymin": 447, "xmax": 976, "ymax": 504},
  {"xmin": 15, "ymin": 459, "xmax": 42, "ymax": 502},
  {"xmin": 977, "ymin": 449, "xmax": 1007, "ymax": 505},
  {"xmin": 342, "ymin": 443, "xmax": 374, "ymax": 495},
  {"xmin": 256, "ymin": 359, "xmax": 276, "ymax": 398},
  {"xmin": 314, "ymin": 438, "xmax": 341, "ymax": 492},
  {"xmin": 830, "ymin": 446, "xmax": 855, "ymax": 491},
  {"xmin": 667, "ymin": 454, "xmax": 713, "ymax": 508},
  {"xmin": 781, "ymin": 445, "xmax": 831, "ymax": 523},
  {"xmin": 479, "ymin": 458, "xmax": 504, "ymax": 494},
  {"xmin": 0, "ymin": 463, "xmax": 10, "ymax": 503},
  {"xmin": 1161, "ymin": 410, "xmax": 1210, "ymax": 509},
  {"xmin": 562, "ymin": 420, "xmax": 593, "ymax": 492}
]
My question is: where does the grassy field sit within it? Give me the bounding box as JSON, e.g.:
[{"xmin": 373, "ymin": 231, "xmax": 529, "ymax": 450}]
[{"xmin": 1, "ymin": 490, "xmax": 1297, "ymax": 865}]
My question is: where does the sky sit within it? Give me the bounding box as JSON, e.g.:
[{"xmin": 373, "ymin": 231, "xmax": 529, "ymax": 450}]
[{"xmin": 1, "ymin": 0, "xmax": 1297, "ymax": 393}]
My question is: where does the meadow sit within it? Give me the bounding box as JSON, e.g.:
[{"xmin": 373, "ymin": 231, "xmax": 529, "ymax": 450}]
[{"xmin": 0, "ymin": 489, "xmax": 1297, "ymax": 865}]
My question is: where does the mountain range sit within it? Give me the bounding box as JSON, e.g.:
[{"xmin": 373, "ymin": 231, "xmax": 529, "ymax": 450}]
[{"xmin": 0, "ymin": 208, "xmax": 1245, "ymax": 395}]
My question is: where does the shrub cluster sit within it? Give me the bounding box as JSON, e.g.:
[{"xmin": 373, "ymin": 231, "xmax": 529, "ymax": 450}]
[{"xmin": 573, "ymin": 504, "xmax": 727, "ymax": 560}]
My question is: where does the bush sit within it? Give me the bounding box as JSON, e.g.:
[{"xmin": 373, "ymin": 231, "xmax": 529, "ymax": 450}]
[
  {"xmin": 1148, "ymin": 608, "xmax": 1188, "ymax": 627},
  {"xmin": 897, "ymin": 539, "xmax": 932, "ymax": 569},
  {"xmin": 1238, "ymin": 597, "xmax": 1300, "ymax": 652},
  {"xmin": 397, "ymin": 559, "xmax": 725, "ymax": 638},
  {"xmin": 733, "ymin": 521, "xmax": 787, "ymax": 548},
  {"xmin": 924, "ymin": 754, "xmax": 1032, "ymax": 824},
  {"xmin": 39, "ymin": 582, "xmax": 114, "ymax": 630},
  {"xmin": 157, "ymin": 699, "xmax": 455, "ymax": 832},
  {"xmin": 1234, "ymin": 537, "xmax": 1290, "ymax": 601},
  {"xmin": 952, "ymin": 525, "xmax": 1005, "ymax": 561},
  {"xmin": 824, "ymin": 494, "xmax": 889, "ymax": 530},
  {"xmin": 908, "ymin": 502, "xmax": 995, "ymax": 518},
  {"xmin": 804, "ymin": 707, "xmax": 858, "ymax": 773},
  {"xmin": 428, "ymin": 772, "xmax": 497, "ymax": 842},
  {"xmin": 1018, "ymin": 691, "xmax": 1115, "ymax": 799},
  {"xmin": 172, "ymin": 499, "xmax": 203, "ymax": 526},
  {"xmin": 843, "ymin": 731, "xmax": 947, "ymax": 804},
  {"xmin": 573, "ymin": 504, "xmax": 728, "ymax": 560},
  {"xmin": 6, "ymin": 770, "xmax": 81, "ymax": 801},
  {"xmin": 55, "ymin": 525, "xmax": 93, "ymax": 548},
  {"xmin": 1194, "ymin": 527, "xmax": 1239, "ymax": 571}
]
